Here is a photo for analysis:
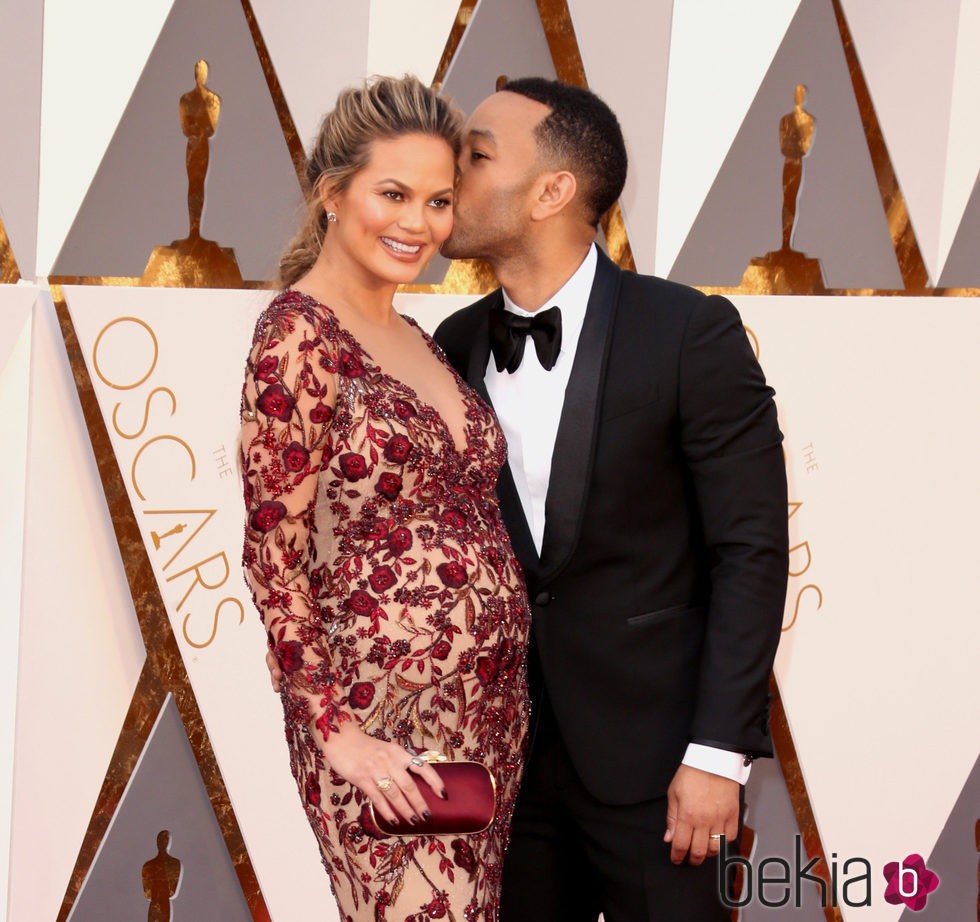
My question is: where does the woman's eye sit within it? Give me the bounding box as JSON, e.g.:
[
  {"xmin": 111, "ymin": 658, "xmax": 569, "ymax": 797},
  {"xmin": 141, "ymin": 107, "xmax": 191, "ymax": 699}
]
[
  {"xmin": 384, "ymin": 190, "xmax": 404, "ymax": 201},
  {"xmin": 430, "ymin": 198, "xmax": 452, "ymax": 208}
]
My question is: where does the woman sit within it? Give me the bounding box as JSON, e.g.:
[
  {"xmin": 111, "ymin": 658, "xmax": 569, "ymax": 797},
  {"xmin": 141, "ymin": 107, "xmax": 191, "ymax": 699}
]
[{"xmin": 240, "ymin": 76, "xmax": 530, "ymax": 920}]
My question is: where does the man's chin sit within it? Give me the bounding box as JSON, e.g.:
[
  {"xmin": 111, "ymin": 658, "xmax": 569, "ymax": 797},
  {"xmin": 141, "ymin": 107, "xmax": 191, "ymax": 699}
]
[{"xmin": 440, "ymin": 240, "xmax": 476, "ymax": 261}]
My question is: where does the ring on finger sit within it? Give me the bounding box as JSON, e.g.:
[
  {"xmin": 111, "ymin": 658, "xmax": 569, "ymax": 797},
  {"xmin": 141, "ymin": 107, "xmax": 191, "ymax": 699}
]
[
  {"xmin": 709, "ymin": 833, "xmax": 723, "ymax": 841},
  {"xmin": 408, "ymin": 755, "xmax": 426, "ymax": 768},
  {"xmin": 375, "ymin": 776, "xmax": 394, "ymax": 792}
]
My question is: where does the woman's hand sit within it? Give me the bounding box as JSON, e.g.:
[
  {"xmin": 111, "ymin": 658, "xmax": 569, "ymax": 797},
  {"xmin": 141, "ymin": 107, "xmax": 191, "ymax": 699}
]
[{"xmin": 322, "ymin": 721, "xmax": 447, "ymax": 826}]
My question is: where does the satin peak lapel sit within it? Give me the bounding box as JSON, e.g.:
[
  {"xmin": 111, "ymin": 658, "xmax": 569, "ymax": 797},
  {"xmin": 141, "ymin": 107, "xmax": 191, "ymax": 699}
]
[
  {"xmin": 538, "ymin": 251, "xmax": 620, "ymax": 582},
  {"xmin": 466, "ymin": 293, "xmax": 539, "ymax": 578}
]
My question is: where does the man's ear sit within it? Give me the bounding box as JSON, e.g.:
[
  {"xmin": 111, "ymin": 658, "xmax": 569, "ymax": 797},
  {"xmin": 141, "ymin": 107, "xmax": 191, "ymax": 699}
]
[{"xmin": 530, "ymin": 170, "xmax": 577, "ymax": 221}]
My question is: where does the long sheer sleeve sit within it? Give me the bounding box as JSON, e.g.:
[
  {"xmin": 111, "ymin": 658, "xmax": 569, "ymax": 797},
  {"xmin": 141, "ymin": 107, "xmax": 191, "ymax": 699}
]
[{"xmin": 240, "ymin": 297, "xmax": 354, "ymax": 744}]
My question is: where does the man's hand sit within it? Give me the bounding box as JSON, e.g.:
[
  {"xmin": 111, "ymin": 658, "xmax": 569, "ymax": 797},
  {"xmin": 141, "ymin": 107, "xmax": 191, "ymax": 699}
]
[
  {"xmin": 663, "ymin": 763, "xmax": 739, "ymax": 865},
  {"xmin": 266, "ymin": 648, "xmax": 283, "ymax": 693}
]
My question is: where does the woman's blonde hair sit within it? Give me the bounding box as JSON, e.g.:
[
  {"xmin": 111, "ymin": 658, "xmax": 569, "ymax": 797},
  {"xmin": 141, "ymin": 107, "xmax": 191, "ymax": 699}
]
[{"xmin": 278, "ymin": 75, "xmax": 463, "ymax": 287}]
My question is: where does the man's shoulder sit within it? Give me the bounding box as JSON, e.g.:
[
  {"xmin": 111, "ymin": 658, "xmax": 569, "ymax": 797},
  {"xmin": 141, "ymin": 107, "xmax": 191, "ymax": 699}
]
[
  {"xmin": 433, "ymin": 290, "xmax": 500, "ymax": 344},
  {"xmin": 620, "ymin": 267, "xmax": 709, "ymax": 305},
  {"xmin": 615, "ymin": 267, "xmax": 726, "ymax": 332}
]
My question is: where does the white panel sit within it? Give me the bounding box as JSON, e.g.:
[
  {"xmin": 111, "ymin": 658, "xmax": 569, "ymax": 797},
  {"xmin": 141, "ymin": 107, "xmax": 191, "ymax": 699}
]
[
  {"xmin": 37, "ymin": 0, "xmax": 175, "ymax": 275},
  {"xmin": 0, "ymin": 290, "xmax": 35, "ymax": 922},
  {"xmin": 64, "ymin": 285, "xmax": 334, "ymax": 922},
  {"xmin": 9, "ymin": 291, "xmax": 144, "ymax": 922},
  {"xmin": 367, "ymin": 0, "xmax": 461, "ymax": 85},
  {"xmin": 568, "ymin": 0, "xmax": 673, "ymax": 274},
  {"xmin": 657, "ymin": 0, "xmax": 801, "ymax": 277},
  {"xmin": 939, "ymin": 0, "xmax": 980, "ymax": 274},
  {"xmin": 251, "ymin": 0, "xmax": 370, "ymax": 149},
  {"xmin": 841, "ymin": 0, "xmax": 960, "ymax": 285},
  {"xmin": 738, "ymin": 295, "xmax": 980, "ymax": 920}
]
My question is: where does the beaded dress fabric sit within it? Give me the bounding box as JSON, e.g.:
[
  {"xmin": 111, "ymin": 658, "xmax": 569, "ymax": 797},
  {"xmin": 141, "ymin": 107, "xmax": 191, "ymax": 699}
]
[{"xmin": 241, "ymin": 290, "xmax": 530, "ymax": 921}]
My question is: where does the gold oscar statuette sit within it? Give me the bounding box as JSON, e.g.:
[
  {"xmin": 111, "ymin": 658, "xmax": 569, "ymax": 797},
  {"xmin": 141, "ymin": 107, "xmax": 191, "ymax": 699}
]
[
  {"xmin": 741, "ymin": 83, "xmax": 827, "ymax": 295},
  {"xmin": 142, "ymin": 59, "xmax": 243, "ymax": 288}
]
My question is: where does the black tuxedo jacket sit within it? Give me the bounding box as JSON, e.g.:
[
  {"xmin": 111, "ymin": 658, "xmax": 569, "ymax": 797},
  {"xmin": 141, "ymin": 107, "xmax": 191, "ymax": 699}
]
[{"xmin": 434, "ymin": 249, "xmax": 788, "ymax": 805}]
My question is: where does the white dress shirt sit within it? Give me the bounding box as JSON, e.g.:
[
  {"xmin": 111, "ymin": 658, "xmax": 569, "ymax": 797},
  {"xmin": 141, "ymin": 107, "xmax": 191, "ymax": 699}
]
[{"xmin": 485, "ymin": 244, "xmax": 751, "ymax": 785}]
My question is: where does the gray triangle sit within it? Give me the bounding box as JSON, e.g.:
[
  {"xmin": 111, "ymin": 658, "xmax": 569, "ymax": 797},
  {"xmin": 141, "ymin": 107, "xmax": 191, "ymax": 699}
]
[
  {"xmin": 938, "ymin": 172, "xmax": 980, "ymax": 286},
  {"xmin": 0, "ymin": 0, "xmax": 42, "ymax": 278},
  {"xmin": 896, "ymin": 752, "xmax": 979, "ymax": 920},
  {"xmin": 51, "ymin": 0, "xmax": 302, "ymax": 281},
  {"xmin": 415, "ymin": 0, "xmax": 559, "ymax": 285},
  {"xmin": 67, "ymin": 694, "xmax": 252, "ymax": 921},
  {"xmin": 668, "ymin": 0, "xmax": 903, "ymax": 289}
]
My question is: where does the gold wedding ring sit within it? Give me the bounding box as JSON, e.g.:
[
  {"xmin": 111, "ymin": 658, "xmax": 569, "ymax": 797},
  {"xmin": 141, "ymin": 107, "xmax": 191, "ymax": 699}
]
[
  {"xmin": 375, "ymin": 776, "xmax": 393, "ymax": 792},
  {"xmin": 709, "ymin": 834, "xmax": 723, "ymax": 840}
]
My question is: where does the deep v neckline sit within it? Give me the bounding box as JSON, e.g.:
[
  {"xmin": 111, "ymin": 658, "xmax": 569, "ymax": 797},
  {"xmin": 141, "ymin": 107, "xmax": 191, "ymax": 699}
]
[{"xmin": 294, "ymin": 291, "xmax": 473, "ymax": 457}]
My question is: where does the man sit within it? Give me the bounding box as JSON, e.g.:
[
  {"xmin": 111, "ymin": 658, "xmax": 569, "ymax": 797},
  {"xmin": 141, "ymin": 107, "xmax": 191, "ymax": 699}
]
[{"xmin": 434, "ymin": 79, "xmax": 788, "ymax": 921}]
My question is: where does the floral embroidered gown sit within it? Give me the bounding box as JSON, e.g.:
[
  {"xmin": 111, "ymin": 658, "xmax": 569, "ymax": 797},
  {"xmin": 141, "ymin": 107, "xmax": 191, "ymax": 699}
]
[{"xmin": 240, "ymin": 290, "xmax": 530, "ymax": 922}]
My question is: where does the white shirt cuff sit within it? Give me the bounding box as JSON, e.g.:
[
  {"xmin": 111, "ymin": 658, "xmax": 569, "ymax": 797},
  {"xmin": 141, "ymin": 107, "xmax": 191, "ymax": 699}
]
[{"xmin": 682, "ymin": 743, "xmax": 752, "ymax": 785}]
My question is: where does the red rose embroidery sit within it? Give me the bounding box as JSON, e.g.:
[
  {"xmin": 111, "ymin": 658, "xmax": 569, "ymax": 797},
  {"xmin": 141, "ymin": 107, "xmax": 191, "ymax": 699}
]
[
  {"xmin": 346, "ymin": 590, "xmax": 376, "ymax": 616},
  {"xmin": 349, "ymin": 682, "xmax": 375, "ymax": 709},
  {"xmin": 368, "ymin": 566, "xmax": 397, "ymax": 593},
  {"xmin": 366, "ymin": 519, "xmax": 388, "ymax": 540},
  {"xmin": 440, "ymin": 509, "xmax": 467, "ymax": 529},
  {"xmin": 392, "ymin": 399, "xmax": 415, "ymax": 420},
  {"xmin": 475, "ymin": 657, "xmax": 497, "ymax": 687},
  {"xmin": 305, "ymin": 771, "xmax": 321, "ymax": 806},
  {"xmin": 436, "ymin": 561, "xmax": 468, "ymax": 589},
  {"xmin": 425, "ymin": 893, "xmax": 448, "ymax": 919},
  {"xmin": 250, "ymin": 500, "xmax": 287, "ymax": 532},
  {"xmin": 376, "ymin": 472, "xmax": 402, "ymax": 500},
  {"xmin": 281, "ymin": 441, "xmax": 309, "ymax": 472},
  {"xmin": 256, "ymin": 384, "xmax": 295, "ymax": 421},
  {"xmin": 383, "ymin": 434, "xmax": 412, "ymax": 463},
  {"xmin": 309, "ymin": 402, "xmax": 333, "ymax": 424},
  {"xmin": 339, "ymin": 349, "xmax": 365, "ymax": 377},
  {"xmin": 431, "ymin": 640, "xmax": 452, "ymax": 660},
  {"xmin": 276, "ymin": 640, "xmax": 304, "ymax": 673},
  {"xmin": 255, "ymin": 354, "xmax": 279, "ymax": 381},
  {"xmin": 451, "ymin": 838, "xmax": 476, "ymax": 874},
  {"xmin": 388, "ymin": 527, "xmax": 413, "ymax": 556},
  {"xmin": 339, "ymin": 453, "xmax": 368, "ymax": 481}
]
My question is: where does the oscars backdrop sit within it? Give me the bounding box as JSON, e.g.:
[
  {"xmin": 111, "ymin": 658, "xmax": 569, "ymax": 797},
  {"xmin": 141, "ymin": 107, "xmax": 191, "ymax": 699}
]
[{"xmin": 2, "ymin": 1, "xmax": 978, "ymax": 921}]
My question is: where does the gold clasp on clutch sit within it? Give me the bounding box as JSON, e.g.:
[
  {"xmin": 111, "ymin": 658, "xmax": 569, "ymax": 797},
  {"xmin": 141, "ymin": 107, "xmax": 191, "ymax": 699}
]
[{"xmin": 418, "ymin": 749, "xmax": 448, "ymax": 763}]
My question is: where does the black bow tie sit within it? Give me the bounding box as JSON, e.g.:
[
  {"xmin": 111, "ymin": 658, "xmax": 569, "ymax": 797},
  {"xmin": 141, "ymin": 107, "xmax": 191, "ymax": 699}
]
[{"xmin": 488, "ymin": 305, "xmax": 562, "ymax": 373}]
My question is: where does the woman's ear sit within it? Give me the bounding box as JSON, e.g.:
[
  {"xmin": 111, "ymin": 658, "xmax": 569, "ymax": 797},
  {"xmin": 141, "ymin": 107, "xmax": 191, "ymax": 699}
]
[{"xmin": 530, "ymin": 171, "xmax": 578, "ymax": 221}]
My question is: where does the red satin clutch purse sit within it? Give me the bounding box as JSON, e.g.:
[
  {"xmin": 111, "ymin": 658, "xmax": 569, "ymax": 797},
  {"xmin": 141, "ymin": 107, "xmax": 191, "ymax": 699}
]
[{"xmin": 370, "ymin": 752, "xmax": 496, "ymax": 836}]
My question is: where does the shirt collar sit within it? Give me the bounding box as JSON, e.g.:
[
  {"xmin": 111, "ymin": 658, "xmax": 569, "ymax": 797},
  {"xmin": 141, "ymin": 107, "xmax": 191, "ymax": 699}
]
[{"xmin": 500, "ymin": 243, "xmax": 598, "ymax": 323}]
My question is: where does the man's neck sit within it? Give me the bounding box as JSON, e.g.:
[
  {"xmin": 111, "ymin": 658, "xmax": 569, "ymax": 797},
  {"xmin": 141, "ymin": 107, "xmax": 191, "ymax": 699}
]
[{"xmin": 493, "ymin": 239, "xmax": 594, "ymax": 312}]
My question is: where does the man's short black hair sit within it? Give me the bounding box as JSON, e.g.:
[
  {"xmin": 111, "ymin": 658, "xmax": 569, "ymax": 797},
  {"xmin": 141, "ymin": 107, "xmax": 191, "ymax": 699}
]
[{"xmin": 500, "ymin": 77, "xmax": 628, "ymax": 227}]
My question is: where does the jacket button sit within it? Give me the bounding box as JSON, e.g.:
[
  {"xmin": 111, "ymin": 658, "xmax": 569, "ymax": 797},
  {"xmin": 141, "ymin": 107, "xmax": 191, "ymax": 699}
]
[{"xmin": 534, "ymin": 591, "xmax": 552, "ymax": 606}]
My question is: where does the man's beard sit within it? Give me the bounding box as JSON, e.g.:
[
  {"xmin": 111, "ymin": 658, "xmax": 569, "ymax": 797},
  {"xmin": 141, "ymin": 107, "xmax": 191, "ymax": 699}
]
[{"xmin": 441, "ymin": 210, "xmax": 524, "ymax": 262}]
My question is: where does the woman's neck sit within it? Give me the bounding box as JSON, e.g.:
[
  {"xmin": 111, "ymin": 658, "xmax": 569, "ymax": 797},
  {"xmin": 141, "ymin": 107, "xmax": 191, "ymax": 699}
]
[{"xmin": 296, "ymin": 250, "xmax": 398, "ymax": 326}]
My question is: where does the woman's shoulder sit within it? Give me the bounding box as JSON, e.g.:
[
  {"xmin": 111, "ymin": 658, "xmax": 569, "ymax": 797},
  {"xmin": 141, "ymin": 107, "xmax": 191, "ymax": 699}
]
[{"xmin": 253, "ymin": 289, "xmax": 341, "ymax": 345}]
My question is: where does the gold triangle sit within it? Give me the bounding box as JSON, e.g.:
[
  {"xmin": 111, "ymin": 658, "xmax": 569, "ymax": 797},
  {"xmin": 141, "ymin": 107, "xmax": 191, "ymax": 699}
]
[{"xmin": 0, "ymin": 212, "xmax": 21, "ymax": 284}]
